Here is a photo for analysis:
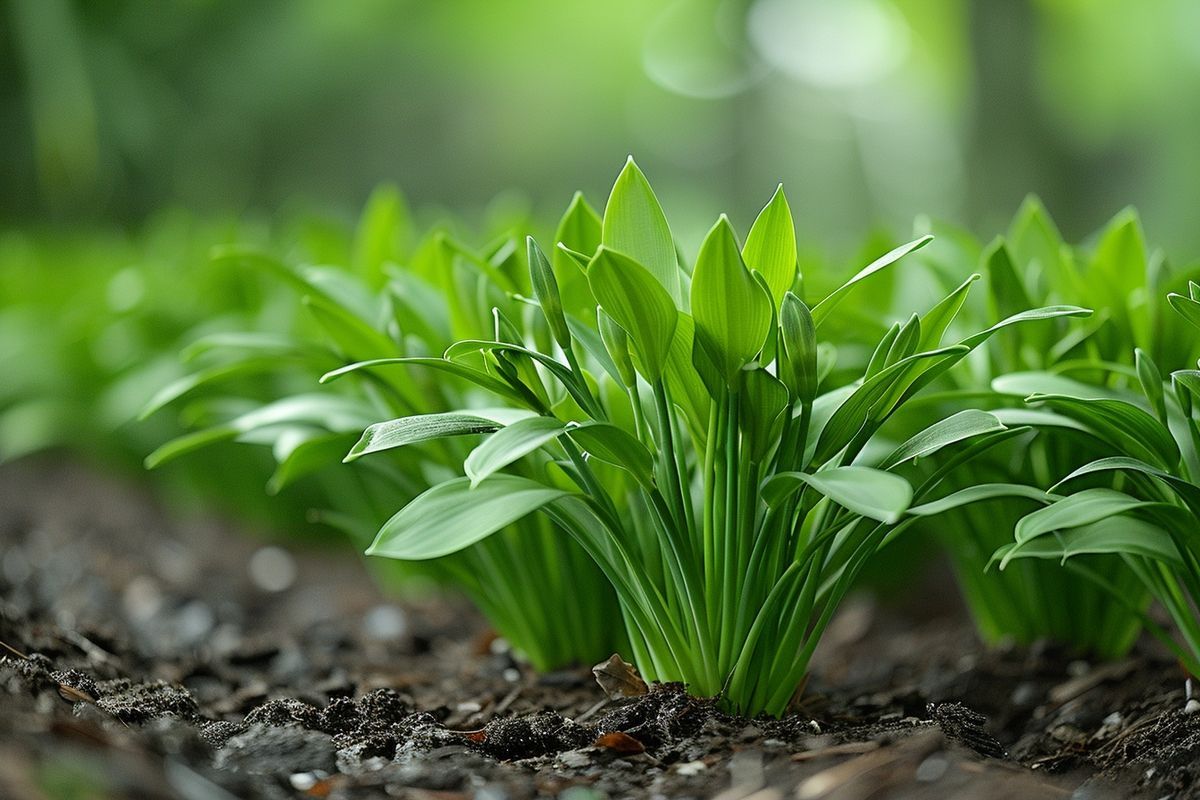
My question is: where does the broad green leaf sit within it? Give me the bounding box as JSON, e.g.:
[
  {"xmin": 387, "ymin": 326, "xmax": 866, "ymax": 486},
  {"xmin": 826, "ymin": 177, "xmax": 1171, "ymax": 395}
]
[
  {"xmin": 139, "ymin": 357, "xmax": 284, "ymax": 420},
  {"xmin": 588, "ymin": 247, "xmax": 678, "ymax": 382},
  {"xmin": 990, "ymin": 371, "xmax": 1116, "ymax": 399},
  {"xmin": 601, "ymin": 157, "xmax": 680, "ymax": 302},
  {"xmin": 346, "ymin": 412, "xmax": 501, "ymax": 462},
  {"xmin": 983, "ymin": 239, "xmax": 1034, "ymax": 319},
  {"xmin": 268, "ymin": 432, "xmax": 359, "ymax": 494},
  {"xmin": 302, "ymin": 294, "xmax": 397, "ymax": 360},
  {"xmin": 811, "ymin": 236, "xmax": 933, "ymax": 326},
  {"xmin": 1028, "ymin": 394, "xmax": 1180, "ymax": 470},
  {"xmin": 906, "ymin": 483, "xmax": 1051, "ymax": 517},
  {"xmin": 1000, "ymin": 516, "xmax": 1183, "ymax": 570},
  {"xmin": 742, "ymin": 185, "xmax": 797, "ymax": 305},
  {"xmin": 528, "ymin": 237, "xmax": 571, "ymax": 350},
  {"xmin": 466, "ymin": 416, "xmax": 566, "ymax": 485},
  {"xmin": 1007, "ymin": 195, "xmax": 1069, "ymax": 282},
  {"xmin": 367, "ymin": 476, "xmax": 569, "ymax": 560},
  {"xmin": 690, "ymin": 216, "xmax": 773, "ymax": 383},
  {"xmin": 352, "ymin": 184, "xmax": 410, "ymax": 285},
  {"xmin": 779, "ymin": 293, "xmax": 817, "ymax": 404},
  {"xmin": 881, "ymin": 410, "xmax": 1006, "ymax": 469},
  {"xmin": 763, "ymin": 466, "xmax": 912, "ymax": 523},
  {"xmin": 1167, "ymin": 292, "xmax": 1200, "ymax": 331},
  {"xmin": 568, "ymin": 422, "xmax": 655, "ymax": 488},
  {"xmin": 738, "ymin": 366, "xmax": 789, "ymax": 462},
  {"xmin": 1014, "ymin": 488, "xmax": 1159, "ymax": 543},
  {"xmin": 552, "ymin": 192, "xmax": 602, "ymax": 315}
]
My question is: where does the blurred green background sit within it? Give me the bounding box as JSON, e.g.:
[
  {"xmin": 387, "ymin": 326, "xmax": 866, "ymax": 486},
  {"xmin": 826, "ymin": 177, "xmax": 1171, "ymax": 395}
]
[{"xmin": 5, "ymin": 0, "xmax": 1200, "ymax": 256}]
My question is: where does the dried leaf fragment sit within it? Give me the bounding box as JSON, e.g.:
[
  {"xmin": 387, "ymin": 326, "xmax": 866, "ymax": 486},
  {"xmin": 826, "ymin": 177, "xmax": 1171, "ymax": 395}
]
[
  {"xmin": 591, "ymin": 653, "xmax": 647, "ymax": 700},
  {"xmin": 594, "ymin": 731, "xmax": 645, "ymax": 754}
]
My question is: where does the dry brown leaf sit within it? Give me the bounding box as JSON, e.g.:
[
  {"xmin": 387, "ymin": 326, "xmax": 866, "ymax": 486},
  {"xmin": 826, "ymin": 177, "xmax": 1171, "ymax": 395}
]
[
  {"xmin": 591, "ymin": 653, "xmax": 647, "ymax": 700},
  {"xmin": 594, "ymin": 731, "xmax": 645, "ymax": 754}
]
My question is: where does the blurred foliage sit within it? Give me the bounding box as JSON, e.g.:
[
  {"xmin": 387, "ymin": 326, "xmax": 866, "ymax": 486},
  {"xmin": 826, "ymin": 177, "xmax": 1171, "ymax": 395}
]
[{"xmin": 4, "ymin": 0, "xmax": 1200, "ymax": 257}]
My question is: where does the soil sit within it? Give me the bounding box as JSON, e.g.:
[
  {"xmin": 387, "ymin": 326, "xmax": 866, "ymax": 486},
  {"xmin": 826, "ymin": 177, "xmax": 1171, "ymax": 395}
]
[{"xmin": 2, "ymin": 456, "xmax": 1198, "ymax": 799}]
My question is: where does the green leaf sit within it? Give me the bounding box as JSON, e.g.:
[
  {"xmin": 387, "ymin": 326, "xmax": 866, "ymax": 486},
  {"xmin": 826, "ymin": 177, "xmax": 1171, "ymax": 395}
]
[
  {"xmin": 321, "ymin": 357, "xmax": 530, "ymax": 407},
  {"xmin": 918, "ymin": 274, "xmax": 979, "ymax": 350},
  {"xmin": 763, "ymin": 466, "xmax": 912, "ymax": 523},
  {"xmin": 742, "ymin": 185, "xmax": 797, "ymax": 306},
  {"xmin": 588, "ymin": 247, "xmax": 678, "ymax": 382},
  {"xmin": 881, "ymin": 410, "xmax": 1006, "ymax": 469},
  {"xmin": 983, "ymin": 239, "xmax": 1034, "ymax": 319},
  {"xmin": 906, "ymin": 483, "xmax": 1052, "ymax": 517},
  {"xmin": 1000, "ymin": 515, "xmax": 1183, "ymax": 570},
  {"xmin": 346, "ymin": 412, "xmax": 502, "ymax": 462},
  {"xmin": 552, "ymin": 192, "xmax": 602, "ymax": 315},
  {"xmin": 811, "ymin": 236, "xmax": 933, "ymax": 326},
  {"xmin": 958, "ymin": 305, "xmax": 1092, "ymax": 349},
  {"xmin": 1136, "ymin": 348, "xmax": 1166, "ymax": 421},
  {"xmin": 1167, "ymin": 292, "xmax": 1200, "ymax": 331},
  {"xmin": 567, "ymin": 422, "xmax": 656, "ymax": 488},
  {"xmin": 601, "ymin": 157, "xmax": 680, "ymax": 302},
  {"xmin": 691, "ymin": 216, "xmax": 774, "ymax": 384},
  {"xmin": 738, "ymin": 366, "xmax": 789, "ymax": 463},
  {"xmin": 598, "ymin": 308, "xmax": 637, "ymax": 388},
  {"xmin": 779, "ymin": 292, "xmax": 817, "ymax": 405},
  {"xmin": 367, "ymin": 476, "xmax": 570, "ymax": 560},
  {"xmin": 1027, "ymin": 394, "xmax": 1180, "ymax": 470},
  {"xmin": 465, "ymin": 416, "xmax": 566, "ymax": 486},
  {"xmin": 528, "ymin": 237, "xmax": 571, "ymax": 350},
  {"xmin": 1014, "ymin": 488, "xmax": 1160, "ymax": 544}
]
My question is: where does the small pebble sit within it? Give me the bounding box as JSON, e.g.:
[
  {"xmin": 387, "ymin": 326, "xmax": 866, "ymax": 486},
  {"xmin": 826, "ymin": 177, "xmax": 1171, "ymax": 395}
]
[
  {"xmin": 457, "ymin": 701, "xmax": 483, "ymax": 713},
  {"xmin": 676, "ymin": 760, "xmax": 707, "ymax": 776},
  {"xmin": 1184, "ymin": 699, "xmax": 1200, "ymax": 714},
  {"xmin": 362, "ymin": 605, "xmax": 408, "ymax": 640},
  {"xmin": 248, "ymin": 546, "xmax": 297, "ymax": 593},
  {"xmin": 502, "ymin": 668, "xmax": 520, "ymax": 683},
  {"xmin": 916, "ymin": 754, "xmax": 948, "ymax": 782},
  {"xmin": 288, "ymin": 772, "xmax": 326, "ymax": 790}
]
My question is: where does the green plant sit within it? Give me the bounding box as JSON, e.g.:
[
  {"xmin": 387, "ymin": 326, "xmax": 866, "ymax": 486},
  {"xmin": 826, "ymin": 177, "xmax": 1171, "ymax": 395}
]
[
  {"xmin": 990, "ymin": 284, "xmax": 1200, "ymax": 675},
  {"xmin": 333, "ymin": 158, "xmax": 1088, "ymax": 716},
  {"xmin": 904, "ymin": 199, "xmax": 1200, "ymax": 657},
  {"xmin": 143, "ymin": 187, "xmax": 624, "ymax": 670}
]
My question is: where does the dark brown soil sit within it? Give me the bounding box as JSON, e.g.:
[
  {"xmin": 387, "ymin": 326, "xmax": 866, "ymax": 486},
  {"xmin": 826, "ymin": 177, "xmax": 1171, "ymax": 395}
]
[{"xmin": 2, "ymin": 457, "xmax": 1198, "ymax": 799}]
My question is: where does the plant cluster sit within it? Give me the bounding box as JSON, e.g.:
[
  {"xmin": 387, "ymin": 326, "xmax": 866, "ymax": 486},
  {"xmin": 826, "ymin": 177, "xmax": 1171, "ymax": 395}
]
[{"xmin": 122, "ymin": 160, "xmax": 1200, "ymax": 717}]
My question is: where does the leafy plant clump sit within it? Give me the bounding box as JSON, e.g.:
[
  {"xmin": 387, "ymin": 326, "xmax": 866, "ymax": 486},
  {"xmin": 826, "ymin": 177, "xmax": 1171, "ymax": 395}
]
[
  {"xmin": 901, "ymin": 201, "xmax": 1196, "ymax": 657},
  {"xmin": 143, "ymin": 188, "xmax": 625, "ymax": 671},
  {"xmin": 336, "ymin": 158, "xmax": 1088, "ymax": 716},
  {"xmin": 993, "ymin": 284, "xmax": 1200, "ymax": 675}
]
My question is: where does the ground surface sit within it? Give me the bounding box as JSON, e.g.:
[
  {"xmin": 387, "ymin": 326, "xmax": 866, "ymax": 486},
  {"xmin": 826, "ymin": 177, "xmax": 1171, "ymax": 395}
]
[{"xmin": 1, "ymin": 457, "xmax": 1198, "ymax": 799}]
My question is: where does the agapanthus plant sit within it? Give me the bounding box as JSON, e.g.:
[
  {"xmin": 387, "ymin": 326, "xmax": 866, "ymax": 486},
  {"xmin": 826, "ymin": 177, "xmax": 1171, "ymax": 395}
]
[
  {"xmin": 903, "ymin": 200, "xmax": 1200, "ymax": 657},
  {"xmin": 329, "ymin": 159, "xmax": 1087, "ymax": 715},
  {"xmin": 143, "ymin": 188, "xmax": 624, "ymax": 670},
  {"xmin": 991, "ymin": 283, "xmax": 1200, "ymax": 675}
]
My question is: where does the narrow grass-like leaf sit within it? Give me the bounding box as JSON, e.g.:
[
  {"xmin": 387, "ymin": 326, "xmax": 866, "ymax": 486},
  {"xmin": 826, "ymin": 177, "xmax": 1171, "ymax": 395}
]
[
  {"xmin": 810, "ymin": 236, "xmax": 933, "ymax": 326},
  {"xmin": 1014, "ymin": 488, "xmax": 1160, "ymax": 544},
  {"xmin": 881, "ymin": 410, "xmax": 1006, "ymax": 469}
]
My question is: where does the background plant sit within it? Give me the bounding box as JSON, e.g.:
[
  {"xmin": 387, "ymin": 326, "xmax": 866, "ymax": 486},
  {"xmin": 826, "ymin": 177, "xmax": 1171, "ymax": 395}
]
[
  {"xmin": 337, "ymin": 158, "xmax": 1087, "ymax": 716},
  {"xmin": 142, "ymin": 187, "xmax": 625, "ymax": 671},
  {"xmin": 990, "ymin": 285, "xmax": 1200, "ymax": 675}
]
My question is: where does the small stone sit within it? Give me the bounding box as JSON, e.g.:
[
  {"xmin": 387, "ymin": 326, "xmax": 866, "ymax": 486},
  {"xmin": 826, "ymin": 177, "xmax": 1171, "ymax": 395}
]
[
  {"xmin": 1184, "ymin": 699, "xmax": 1200, "ymax": 714},
  {"xmin": 676, "ymin": 760, "xmax": 707, "ymax": 776},
  {"xmin": 502, "ymin": 668, "xmax": 520, "ymax": 683},
  {"xmin": 288, "ymin": 771, "xmax": 327, "ymax": 790},
  {"xmin": 362, "ymin": 604, "xmax": 408, "ymax": 640},
  {"xmin": 248, "ymin": 546, "xmax": 297, "ymax": 593},
  {"xmin": 916, "ymin": 754, "xmax": 948, "ymax": 782}
]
